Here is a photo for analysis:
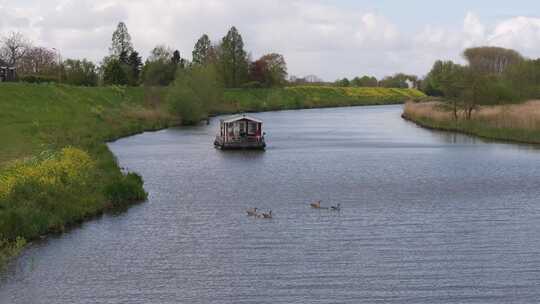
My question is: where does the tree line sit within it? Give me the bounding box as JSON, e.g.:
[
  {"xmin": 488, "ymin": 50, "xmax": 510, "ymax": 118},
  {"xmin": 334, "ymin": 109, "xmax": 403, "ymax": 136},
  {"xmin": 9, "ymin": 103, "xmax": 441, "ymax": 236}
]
[
  {"xmin": 332, "ymin": 74, "xmax": 420, "ymax": 89},
  {"xmin": 0, "ymin": 23, "xmax": 288, "ymax": 89},
  {"xmin": 422, "ymin": 46, "xmax": 540, "ymax": 119}
]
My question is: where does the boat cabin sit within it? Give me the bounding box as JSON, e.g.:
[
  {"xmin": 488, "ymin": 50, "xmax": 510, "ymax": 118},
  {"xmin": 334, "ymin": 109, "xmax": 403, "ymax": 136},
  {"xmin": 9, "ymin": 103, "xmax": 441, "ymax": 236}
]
[{"xmin": 214, "ymin": 114, "xmax": 266, "ymax": 149}]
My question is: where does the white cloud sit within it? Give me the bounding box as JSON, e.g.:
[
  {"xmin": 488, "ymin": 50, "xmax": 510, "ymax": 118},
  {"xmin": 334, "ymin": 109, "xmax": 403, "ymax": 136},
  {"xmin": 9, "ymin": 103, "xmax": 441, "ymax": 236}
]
[
  {"xmin": 463, "ymin": 12, "xmax": 485, "ymax": 47},
  {"xmin": 488, "ymin": 16, "xmax": 540, "ymax": 54},
  {"xmin": 2, "ymin": 1, "xmax": 540, "ymax": 79}
]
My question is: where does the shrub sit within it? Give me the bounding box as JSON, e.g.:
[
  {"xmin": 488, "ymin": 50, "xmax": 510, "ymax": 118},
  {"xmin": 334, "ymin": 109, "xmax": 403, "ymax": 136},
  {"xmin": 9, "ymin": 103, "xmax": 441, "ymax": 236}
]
[
  {"xmin": 19, "ymin": 75, "xmax": 58, "ymax": 84},
  {"xmin": 241, "ymin": 81, "xmax": 263, "ymax": 89},
  {"xmin": 0, "ymin": 147, "xmax": 96, "ymax": 240},
  {"xmin": 0, "ymin": 237, "xmax": 26, "ymax": 268},
  {"xmin": 104, "ymin": 172, "xmax": 147, "ymax": 207},
  {"xmin": 167, "ymin": 65, "xmax": 223, "ymax": 125}
]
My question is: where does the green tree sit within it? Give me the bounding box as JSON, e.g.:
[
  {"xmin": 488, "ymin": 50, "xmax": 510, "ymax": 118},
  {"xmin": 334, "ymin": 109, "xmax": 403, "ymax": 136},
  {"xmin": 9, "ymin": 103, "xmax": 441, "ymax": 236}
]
[
  {"xmin": 219, "ymin": 26, "xmax": 248, "ymax": 88},
  {"xmin": 167, "ymin": 64, "xmax": 223, "ymax": 124},
  {"xmin": 142, "ymin": 45, "xmax": 176, "ymax": 86},
  {"xmin": 63, "ymin": 59, "xmax": 98, "ymax": 86},
  {"xmin": 503, "ymin": 59, "xmax": 540, "ymax": 100},
  {"xmin": 351, "ymin": 75, "xmax": 378, "ymax": 87},
  {"xmin": 126, "ymin": 51, "xmax": 142, "ymax": 86},
  {"xmin": 248, "ymin": 53, "xmax": 287, "ymax": 87},
  {"xmin": 463, "ymin": 46, "xmax": 523, "ymax": 75},
  {"xmin": 110, "ymin": 22, "xmax": 133, "ymax": 59},
  {"xmin": 422, "ymin": 60, "xmax": 462, "ymax": 96},
  {"xmin": 103, "ymin": 58, "xmax": 128, "ymax": 85},
  {"xmin": 142, "ymin": 60, "xmax": 176, "ymax": 86},
  {"xmin": 335, "ymin": 78, "xmax": 350, "ymax": 87},
  {"xmin": 192, "ymin": 34, "xmax": 212, "ymax": 65}
]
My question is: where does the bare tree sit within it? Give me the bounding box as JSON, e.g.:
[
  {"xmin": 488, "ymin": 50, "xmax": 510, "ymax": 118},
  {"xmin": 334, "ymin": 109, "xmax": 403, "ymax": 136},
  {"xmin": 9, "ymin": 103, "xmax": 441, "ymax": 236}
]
[
  {"xmin": 18, "ymin": 47, "xmax": 57, "ymax": 75},
  {"xmin": 1, "ymin": 32, "xmax": 31, "ymax": 66}
]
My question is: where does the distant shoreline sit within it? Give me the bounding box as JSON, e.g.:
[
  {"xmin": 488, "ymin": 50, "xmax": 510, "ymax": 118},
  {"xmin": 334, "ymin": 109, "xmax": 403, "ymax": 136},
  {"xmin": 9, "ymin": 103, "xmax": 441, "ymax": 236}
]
[{"xmin": 402, "ymin": 101, "xmax": 540, "ymax": 145}]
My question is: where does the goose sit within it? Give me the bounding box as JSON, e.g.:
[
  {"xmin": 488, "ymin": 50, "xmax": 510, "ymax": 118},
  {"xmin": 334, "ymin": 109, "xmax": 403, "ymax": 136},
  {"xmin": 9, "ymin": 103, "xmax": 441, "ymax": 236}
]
[
  {"xmin": 246, "ymin": 207, "xmax": 258, "ymax": 216},
  {"xmin": 331, "ymin": 203, "xmax": 341, "ymax": 211},
  {"xmin": 262, "ymin": 210, "xmax": 273, "ymax": 219},
  {"xmin": 310, "ymin": 200, "xmax": 321, "ymax": 209}
]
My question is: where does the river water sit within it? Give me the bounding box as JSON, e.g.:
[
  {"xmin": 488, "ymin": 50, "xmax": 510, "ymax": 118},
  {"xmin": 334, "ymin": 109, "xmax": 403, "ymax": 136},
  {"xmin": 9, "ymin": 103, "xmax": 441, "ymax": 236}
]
[{"xmin": 2, "ymin": 105, "xmax": 540, "ymax": 303}]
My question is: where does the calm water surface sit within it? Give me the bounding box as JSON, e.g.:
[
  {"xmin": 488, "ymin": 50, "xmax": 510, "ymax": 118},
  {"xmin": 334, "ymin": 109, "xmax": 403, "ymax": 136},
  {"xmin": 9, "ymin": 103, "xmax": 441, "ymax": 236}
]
[{"xmin": 2, "ymin": 105, "xmax": 540, "ymax": 303}]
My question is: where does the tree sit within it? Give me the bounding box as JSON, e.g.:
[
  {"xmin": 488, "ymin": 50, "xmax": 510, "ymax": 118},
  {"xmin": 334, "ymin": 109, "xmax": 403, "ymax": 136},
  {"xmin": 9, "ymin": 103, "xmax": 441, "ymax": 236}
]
[
  {"xmin": 103, "ymin": 58, "xmax": 128, "ymax": 85},
  {"xmin": 172, "ymin": 50, "xmax": 181, "ymax": 65},
  {"xmin": 0, "ymin": 32, "xmax": 31, "ymax": 66},
  {"xmin": 504, "ymin": 59, "xmax": 540, "ymax": 100},
  {"xmin": 142, "ymin": 45, "xmax": 177, "ymax": 86},
  {"xmin": 380, "ymin": 73, "xmax": 418, "ymax": 88},
  {"xmin": 127, "ymin": 51, "xmax": 142, "ymax": 86},
  {"xmin": 192, "ymin": 34, "xmax": 212, "ymax": 65},
  {"xmin": 110, "ymin": 22, "xmax": 133, "ymax": 59},
  {"xmin": 248, "ymin": 53, "xmax": 287, "ymax": 87},
  {"xmin": 63, "ymin": 59, "xmax": 98, "ymax": 86},
  {"xmin": 219, "ymin": 26, "xmax": 249, "ymax": 88},
  {"xmin": 17, "ymin": 46, "xmax": 57, "ymax": 76},
  {"xmin": 351, "ymin": 75, "xmax": 378, "ymax": 87},
  {"xmin": 167, "ymin": 64, "xmax": 223, "ymax": 124},
  {"xmin": 148, "ymin": 45, "xmax": 173, "ymax": 62},
  {"xmin": 422, "ymin": 60, "xmax": 462, "ymax": 96},
  {"xmin": 248, "ymin": 59, "xmax": 266, "ymax": 86},
  {"xmin": 463, "ymin": 47, "xmax": 523, "ymax": 75},
  {"xmin": 260, "ymin": 53, "xmax": 287, "ymax": 86},
  {"xmin": 172, "ymin": 50, "xmax": 187, "ymax": 70},
  {"xmin": 335, "ymin": 78, "xmax": 350, "ymax": 87}
]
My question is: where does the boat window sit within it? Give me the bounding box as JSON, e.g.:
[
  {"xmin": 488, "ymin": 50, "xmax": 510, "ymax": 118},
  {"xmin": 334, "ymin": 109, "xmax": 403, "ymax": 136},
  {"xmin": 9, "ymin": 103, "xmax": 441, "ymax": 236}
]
[
  {"xmin": 248, "ymin": 122, "xmax": 257, "ymax": 135},
  {"xmin": 239, "ymin": 121, "xmax": 246, "ymax": 136}
]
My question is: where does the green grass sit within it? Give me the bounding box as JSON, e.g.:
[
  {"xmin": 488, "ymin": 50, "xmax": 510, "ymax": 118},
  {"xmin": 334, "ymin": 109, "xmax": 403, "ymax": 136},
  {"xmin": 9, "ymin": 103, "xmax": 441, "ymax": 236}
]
[
  {"xmin": 0, "ymin": 83, "xmax": 176, "ymax": 261},
  {"xmin": 220, "ymin": 86, "xmax": 425, "ymax": 113},
  {"xmin": 0, "ymin": 83, "xmax": 174, "ymax": 166}
]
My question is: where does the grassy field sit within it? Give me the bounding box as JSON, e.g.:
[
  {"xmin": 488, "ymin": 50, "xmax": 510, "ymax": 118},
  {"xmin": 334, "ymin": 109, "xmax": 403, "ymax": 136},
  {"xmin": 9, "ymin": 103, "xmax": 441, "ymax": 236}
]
[
  {"xmin": 0, "ymin": 82, "xmax": 423, "ymax": 263},
  {"xmin": 221, "ymin": 86, "xmax": 425, "ymax": 113},
  {"xmin": 0, "ymin": 83, "xmax": 176, "ymax": 255},
  {"xmin": 403, "ymin": 101, "xmax": 540, "ymax": 144}
]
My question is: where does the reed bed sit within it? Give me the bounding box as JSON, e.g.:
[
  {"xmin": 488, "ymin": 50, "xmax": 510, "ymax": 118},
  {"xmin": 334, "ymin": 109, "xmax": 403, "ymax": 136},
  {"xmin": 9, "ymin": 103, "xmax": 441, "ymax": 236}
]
[{"xmin": 403, "ymin": 101, "xmax": 540, "ymax": 143}]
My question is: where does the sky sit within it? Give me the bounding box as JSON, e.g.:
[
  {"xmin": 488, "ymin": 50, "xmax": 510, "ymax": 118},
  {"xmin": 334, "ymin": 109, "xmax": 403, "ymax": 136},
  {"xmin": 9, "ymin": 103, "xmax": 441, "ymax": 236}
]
[{"xmin": 1, "ymin": 0, "xmax": 540, "ymax": 80}]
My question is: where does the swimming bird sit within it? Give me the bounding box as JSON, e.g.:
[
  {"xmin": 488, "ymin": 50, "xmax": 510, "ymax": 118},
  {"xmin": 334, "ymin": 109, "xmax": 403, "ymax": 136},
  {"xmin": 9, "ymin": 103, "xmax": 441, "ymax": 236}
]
[
  {"xmin": 310, "ymin": 200, "xmax": 321, "ymax": 209},
  {"xmin": 331, "ymin": 203, "xmax": 341, "ymax": 211},
  {"xmin": 246, "ymin": 207, "xmax": 258, "ymax": 216},
  {"xmin": 261, "ymin": 210, "xmax": 273, "ymax": 219}
]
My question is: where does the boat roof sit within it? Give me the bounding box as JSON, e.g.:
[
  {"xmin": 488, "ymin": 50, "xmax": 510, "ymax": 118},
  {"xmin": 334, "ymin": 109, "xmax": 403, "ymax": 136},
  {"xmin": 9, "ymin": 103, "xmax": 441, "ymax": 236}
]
[{"xmin": 221, "ymin": 114, "xmax": 263, "ymax": 124}]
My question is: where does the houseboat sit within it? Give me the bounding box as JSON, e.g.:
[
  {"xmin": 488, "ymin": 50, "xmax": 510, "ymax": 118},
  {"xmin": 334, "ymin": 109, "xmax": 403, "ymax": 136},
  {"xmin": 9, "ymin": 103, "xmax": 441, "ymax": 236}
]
[{"xmin": 214, "ymin": 114, "xmax": 266, "ymax": 149}]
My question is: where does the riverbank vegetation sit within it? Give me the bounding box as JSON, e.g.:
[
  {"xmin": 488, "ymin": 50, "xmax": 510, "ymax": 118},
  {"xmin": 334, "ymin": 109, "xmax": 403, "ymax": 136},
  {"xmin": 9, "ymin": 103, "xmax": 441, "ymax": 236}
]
[
  {"xmin": 403, "ymin": 46, "xmax": 540, "ymax": 143},
  {"xmin": 403, "ymin": 101, "xmax": 540, "ymax": 143},
  {"xmin": 0, "ymin": 83, "xmax": 174, "ymax": 264},
  {"xmin": 222, "ymin": 86, "xmax": 424, "ymax": 113}
]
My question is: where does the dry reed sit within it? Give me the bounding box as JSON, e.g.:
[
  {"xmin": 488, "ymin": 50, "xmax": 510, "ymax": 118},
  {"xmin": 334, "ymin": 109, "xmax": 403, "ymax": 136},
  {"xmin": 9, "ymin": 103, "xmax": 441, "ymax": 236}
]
[{"xmin": 404, "ymin": 101, "xmax": 540, "ymax": 132}]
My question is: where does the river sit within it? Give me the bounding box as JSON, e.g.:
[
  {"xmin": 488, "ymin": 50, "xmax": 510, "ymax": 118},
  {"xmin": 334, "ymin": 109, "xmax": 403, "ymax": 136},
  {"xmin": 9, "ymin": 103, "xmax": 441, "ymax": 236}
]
[{"xmin": 2, "ymin": 105, "xmax": 540, "ymax": 303}]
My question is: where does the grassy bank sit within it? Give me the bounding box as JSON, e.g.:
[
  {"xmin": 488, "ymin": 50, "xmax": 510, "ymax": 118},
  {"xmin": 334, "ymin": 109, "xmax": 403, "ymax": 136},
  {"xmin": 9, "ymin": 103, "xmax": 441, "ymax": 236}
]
[
  {"xmin": 0, "ymin": 83, "xmax": 423, "ymax": 264},
  {"xmin": 0, "ymin": 83, "xmax": 177, "ymax": 262},
  {"xmin": 220, "ymin": 86, "xmax": 425, "ymax": 113},
  {"xmin": 403, "ymin": 101, "xmax": 540, "ymax": 144}
]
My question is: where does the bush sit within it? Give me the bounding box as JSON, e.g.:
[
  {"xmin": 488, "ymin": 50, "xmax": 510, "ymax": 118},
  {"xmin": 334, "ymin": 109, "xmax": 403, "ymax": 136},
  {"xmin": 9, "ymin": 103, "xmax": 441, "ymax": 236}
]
[
  {"xmin": 104, "ymin": 172, "xmax": 147, "ymax": 207},
  {"xmin": 241, "ymin": 81, "xmax": 263, "ymax": 89},
  {"xmin": 167, "ymin": 65, "xmax": 223, "ymax": 125},
  {"xmin": 0, "ymin": 237, "xmax": 26, "ymax": 268},
  {"xmin": 19, "ymin": 75, "xmax": 58, "ymax": 84}
]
